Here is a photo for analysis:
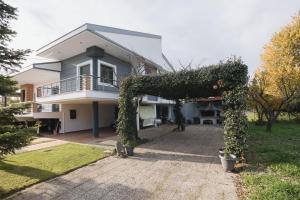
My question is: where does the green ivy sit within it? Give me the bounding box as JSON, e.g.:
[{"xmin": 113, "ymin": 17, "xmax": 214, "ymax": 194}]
[{"xmin": 117, "ymin": 57, "xmax": 248, "ymax": 158}]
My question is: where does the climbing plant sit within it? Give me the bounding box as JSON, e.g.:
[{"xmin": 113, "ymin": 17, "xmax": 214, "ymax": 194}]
[{"xmin": 117, "ymin": 57, "xmax": 248, "ymax": 157}]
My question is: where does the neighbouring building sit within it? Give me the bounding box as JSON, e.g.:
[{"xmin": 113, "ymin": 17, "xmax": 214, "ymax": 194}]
[
  {"xmin": 11, "ymin": 23, "xmax": 175, "ymax": 136},
  {"xmin": 182, "ymin": 97, "xmax": 223, "ymax": 125}
]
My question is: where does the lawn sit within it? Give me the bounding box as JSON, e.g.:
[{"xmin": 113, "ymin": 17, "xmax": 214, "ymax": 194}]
[
  {"xmin": 0, "ymin": 143, "xmax": 105, "ymax": 198},
  {"xmin": 241, "ymin": 121, "xmax": 300, "ymax": 200}
]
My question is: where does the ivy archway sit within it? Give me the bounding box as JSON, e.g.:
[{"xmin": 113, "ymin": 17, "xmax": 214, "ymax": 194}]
[{"xmin": 117, "ymin": 58, "xmax": 248, "ymax": 157}]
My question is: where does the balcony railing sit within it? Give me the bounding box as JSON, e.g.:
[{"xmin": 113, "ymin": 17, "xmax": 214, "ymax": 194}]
[{"xmin": 37, "ymin": 75, "xmax": 120, "ymax": 98}]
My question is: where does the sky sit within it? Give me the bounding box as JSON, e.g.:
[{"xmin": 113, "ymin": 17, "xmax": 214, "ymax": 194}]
[{"xmin": 8, "ymin": 0, "xmax": 300, "ymax": 75}]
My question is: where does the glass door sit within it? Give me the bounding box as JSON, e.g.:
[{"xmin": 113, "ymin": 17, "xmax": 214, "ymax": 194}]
[{"xmin": 79, "ymin": 64, "xmax": 91, "ymax": 90}]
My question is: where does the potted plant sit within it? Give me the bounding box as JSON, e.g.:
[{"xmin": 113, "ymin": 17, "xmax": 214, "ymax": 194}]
[
  {"xmin": 218, "ymin": 147, "xmax": 225, "ymax": 156},
  {"xmin": 219, "ymin": 150, "xmax": 237, "ymax": 172}
]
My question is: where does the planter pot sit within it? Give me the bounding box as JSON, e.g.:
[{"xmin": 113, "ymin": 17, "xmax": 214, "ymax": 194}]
[
  {"xmin": 125, "ymin": 146, "xmax": 134, "ymax": 156},
  {"xmin": 219, "ymin": 154, "xmax": 236, "ymax": 172},
  {"xmin": 181, "ymin": 123, "xmax": 185, "ymax": 131},
  {"xmin": 218, "ymin": 147, "xmax": 225, "ymax": 156}
]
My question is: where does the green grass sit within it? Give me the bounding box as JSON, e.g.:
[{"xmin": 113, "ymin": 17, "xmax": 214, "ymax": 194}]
[
  {"xmin": 246, "ymin": 111, "xmax": 295, "ymax": 122},
  {"xmin": 0, "ymin": 143, "xmax": 105, "ymax": 198},
  {"xmin": 241, "ymin": 121, "xmax": 300, "ymax": 200}
]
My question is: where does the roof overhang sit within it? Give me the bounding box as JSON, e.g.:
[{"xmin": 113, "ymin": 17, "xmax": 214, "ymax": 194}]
[
  {"xmin": 11, "ymin": 64, "xmax": 60, "ymax": 86},
  {"xmin": 36, "ymin": 25, "xmax": 164, "ymax": 71}
]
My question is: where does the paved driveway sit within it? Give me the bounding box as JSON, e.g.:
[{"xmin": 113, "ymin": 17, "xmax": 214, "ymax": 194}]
[{"xmin": 7, "ymin": 125, "xmax": 237, "ymax": 200}]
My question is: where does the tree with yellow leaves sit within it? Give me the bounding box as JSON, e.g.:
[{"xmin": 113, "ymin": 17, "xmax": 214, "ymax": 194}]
[{"xmin": 249, "ymin": 11, "xmax": 300, "ymax": 132}]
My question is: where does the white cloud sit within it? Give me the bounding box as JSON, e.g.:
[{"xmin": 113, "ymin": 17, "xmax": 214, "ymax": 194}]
[{"xmin": 8, "ymin": 0, "xmax": 300, "ymax": 75}]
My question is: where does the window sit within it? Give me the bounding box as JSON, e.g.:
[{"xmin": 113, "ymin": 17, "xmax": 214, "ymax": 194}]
[
  {"xmin": 77, "ymin": 60, "xmax": 92, "ymax": 77},
  {"xmin": 101, "ymin": 64, "xmax": 114, "ymax": 85},
  {"xmin": 79, "ymin": 64, "xmax": 91, "ymax": 76},
  {"xmin": 98, "ymin": 60, "xmax": 117, "ymax": 86},
  {"xmin": 52, "ymin": 104, "xmax": 60, "ymax": 112},
  {"xmin": 70, "ymin": 109, "xmax": 76, "ymax": 119},
  {"xmin": 77, "ymin": 60, "xmax": 93, "ymax": 90}
]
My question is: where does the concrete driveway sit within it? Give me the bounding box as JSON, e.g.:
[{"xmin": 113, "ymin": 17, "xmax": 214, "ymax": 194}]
[{"xmin": 7, "ymin": 125, "xmax": 237, "ymax": 200}]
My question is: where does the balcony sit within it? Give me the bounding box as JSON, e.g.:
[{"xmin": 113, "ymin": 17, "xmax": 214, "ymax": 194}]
[
  {"xmin": 14, "ymin": 102, "xmax": 62, "ymax": 121},
  {"xmin": 21, "ymin": 102, "xmax": 60, "ymax": 114},
  {"xmin": 36, "ymin": 75, "xmax": 120, "ymax": 104}
]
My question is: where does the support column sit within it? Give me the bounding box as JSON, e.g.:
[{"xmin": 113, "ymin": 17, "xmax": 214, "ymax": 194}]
[
  {"xmin": 86, "ymin": 46, "xmax": 105, "ymax": 90},
  {"xmin": 168, "ymin": 105, "xmax": 172, "ymax": 121},
  {"xmin": 136, "ymin": 98, "xmax": 140, "ymax": 131},
  {"xmin": 154, "ymin": 104, "xmax": 157, "ymax": 127},
  {"xmin": 92, "ymin": 101, "xmax": 99, "ymax": 137},
  {"xmin": 92, "ymin": 57, "xmax": 98, "ymax": 90}
]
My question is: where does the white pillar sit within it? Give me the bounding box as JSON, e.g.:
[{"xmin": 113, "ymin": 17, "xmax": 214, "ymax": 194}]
[
  {"xmin": 61, "ymin": 105, "xmax": 65, "ymax": 133},
  {"xmin": 136, "ymin": 98, "xmax": 140, "ymax": 131},
  {"xmin": 167, "ymin": 105, "xmax": 170, "ymax": 120},
  {"xmin": 154, "ymin": 104, "xmax": 157, "ymax": 127},
  {"xmin": 154, "ymin": 104, "xmax": 157, "ymax": 119}
]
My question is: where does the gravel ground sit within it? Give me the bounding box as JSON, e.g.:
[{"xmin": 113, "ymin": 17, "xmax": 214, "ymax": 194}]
[{"xmin": 7, "ymin": 125, "xmax": 237, "ymax": 200}]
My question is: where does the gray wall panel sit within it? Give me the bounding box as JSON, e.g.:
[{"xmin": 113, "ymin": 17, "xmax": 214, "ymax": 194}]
[{"xmin": 60, "ymin": 51, "xmax": 132, "ymax": 88}]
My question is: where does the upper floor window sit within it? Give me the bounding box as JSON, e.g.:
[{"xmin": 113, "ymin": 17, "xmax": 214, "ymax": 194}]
[
  {"xmin": 77, "ymin": 60, "xmax": 93, "ymax": 90},
  {"xmin": 98, "ymin": 60, "xmax": 117, "ymax": 86},
  {"xmin": 101, "ymin": 64, "xmax": 114, "ymax": 85},
  {"xmin": 77, "ymin": 60, "xmax": 92, "ymax": 77}
]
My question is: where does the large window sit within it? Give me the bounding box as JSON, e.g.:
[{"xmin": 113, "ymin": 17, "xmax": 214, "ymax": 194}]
[
  {"xmin": 98, "ymin": 60, "xmax": 116, "ymax": 86},
  {"xmin": 101, "ymin": 64, "xmax": 114, "ymax": 85}
]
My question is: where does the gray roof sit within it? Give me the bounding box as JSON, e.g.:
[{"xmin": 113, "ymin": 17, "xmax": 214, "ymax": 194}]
[
  {"xmin": 36, "ymin": 23, "xmax": 171, "ymax": 72},
  {"xmin": 86, "ymin": 23, "xmax": 162, "ymax": 39}
]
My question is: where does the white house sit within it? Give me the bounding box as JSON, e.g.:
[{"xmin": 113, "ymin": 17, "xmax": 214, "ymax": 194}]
[{"xmin": 11, "ymin": 23, "xmax": 175, "ymax": 137}]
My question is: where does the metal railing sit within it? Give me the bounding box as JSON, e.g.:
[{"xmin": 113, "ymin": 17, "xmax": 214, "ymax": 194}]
[{"xmin": 36, "ymin": 75, "xmax": 120, "ymax": 98}]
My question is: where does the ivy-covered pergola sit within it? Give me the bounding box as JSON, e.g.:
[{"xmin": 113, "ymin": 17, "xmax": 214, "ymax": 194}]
[{"xmin": 117, "ymin": 58, "xmax": 248, "ymax": 157}]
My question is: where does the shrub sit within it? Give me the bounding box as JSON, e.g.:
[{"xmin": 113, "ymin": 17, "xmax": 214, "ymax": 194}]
[{"xmin": 0, "ymin": 103, "xmax": 36, "ymax": 157}]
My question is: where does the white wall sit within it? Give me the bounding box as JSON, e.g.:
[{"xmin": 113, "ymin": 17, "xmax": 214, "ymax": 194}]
[
  {"xmin": 61, "ymin": 104, "xmax": 92, "ymax": 132},
  {"xmin": 139, "ymin": 105, "xmax": 156, "ymax": 119},
  {"xmin": 168, "ymin": 105, "xmax": 175, "ymax": 121},
  {"xmin": 61, "ymin": 103, "xmax": 116, "ymax": 133}
]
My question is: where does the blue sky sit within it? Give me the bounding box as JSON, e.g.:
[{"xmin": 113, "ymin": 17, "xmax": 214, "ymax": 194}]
[{"xmin": 8, "ymin": 0, "xmax": 300, "ymax": 75}]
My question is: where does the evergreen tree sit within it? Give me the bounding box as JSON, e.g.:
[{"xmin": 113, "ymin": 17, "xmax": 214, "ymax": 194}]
[
  {"xmin": 0, "ymin": 0, "xmax": 34, "ymax": 156},
  {"xmin": 0, "ymin": 0, "xmax": 30, "ymax": 73},
  {"xmin": 0, "ymin": 75, "xmax": 17, "ymax": 96}
]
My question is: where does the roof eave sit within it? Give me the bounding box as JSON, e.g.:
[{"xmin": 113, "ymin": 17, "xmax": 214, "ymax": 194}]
[{"xmin": 36, "ymin": 23, "xmax": 165, "ymax": 71}]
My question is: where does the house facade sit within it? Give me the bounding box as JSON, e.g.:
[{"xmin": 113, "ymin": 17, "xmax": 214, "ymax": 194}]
[{"xmin": 11, "ymin": 23, "xmax": 175, "ymax": 137}]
